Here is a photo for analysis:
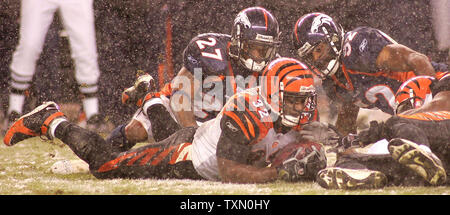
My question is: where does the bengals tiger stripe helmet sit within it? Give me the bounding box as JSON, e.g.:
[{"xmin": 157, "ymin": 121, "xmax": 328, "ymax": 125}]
[
  {"xmin": 395, "ymin": 76, "xmax": 435, "ymax": 114},
  {"xmin": 260, "ymin": 57, "xmax": 317, "ymax": 126}
]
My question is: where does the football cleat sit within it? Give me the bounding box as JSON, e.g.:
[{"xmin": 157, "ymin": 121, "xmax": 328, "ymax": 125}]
[
  {"xmin": 388, "ymin": 138, "xmax": 447, "ymax": 186},
  {"xmin": 316, "ymin": 167, "xmax": 387, "ymax": 189},
  {"xmin": 122, "ymin": 72, "xmax": 155, "ymax": 107},
  {"xmin": 3, "ymin": 101, "xmax": 65, "ymax": 146}
]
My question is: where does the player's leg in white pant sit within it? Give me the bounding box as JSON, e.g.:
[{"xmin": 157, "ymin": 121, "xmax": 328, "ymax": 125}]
[
  {"xmin": 8, "ymin": 0, "xmax": 58, "ymax": 119},
  {"xmin": 58, "ymin": 0, "xmax": 100, "ymax": 120}
]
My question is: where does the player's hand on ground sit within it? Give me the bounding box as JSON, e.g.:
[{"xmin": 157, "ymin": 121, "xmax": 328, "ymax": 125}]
[
  {"xmin": 277, "ymin": 157, "xmax": 305, "ymax": 182},
  {"xmin": 357, "ymin": 121, "xmax": 385, "ymax": 146},
  {"xmin": 326, "ymin": 133, "xmax": 360, "ymax": 153},
  {"xmin": 299, "ymin": 121, "xmax": 340, "ymax": 145}
]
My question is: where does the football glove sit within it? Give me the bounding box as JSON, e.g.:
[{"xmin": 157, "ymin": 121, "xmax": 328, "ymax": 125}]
[
  {"xmin": 325, "ymin": 133, "xmax": 361, "ymax": 154},
  {"xmin": 358, "ymin": 120, "xmax": 385, "ymax": 146},
  {"xmin": 121, "ymin": 71, "xmax": 156, "ymax": 107},
  {"xmin": 326, "ymin": 121, "xmax": 386, "ymax": 154},
  {"xmin": 277, "ymin": 157, "xmax": 305, "ymax": 182},
  {"xmin": 276, "ymin": 144, "xmax": 327, "ymax": 182},
  {"xmin": 299, "ymin": 121, "xmax": 341, "ymax": 145}
]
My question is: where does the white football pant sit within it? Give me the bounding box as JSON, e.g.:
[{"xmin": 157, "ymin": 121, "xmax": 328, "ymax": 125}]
[{"xmin": 9, "ymin": 0, "xmax": 99, "ymax": 115}]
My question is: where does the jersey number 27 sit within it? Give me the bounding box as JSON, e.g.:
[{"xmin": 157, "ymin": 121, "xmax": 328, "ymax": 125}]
[{"xmin": 196, "ymin": 37, "xmax": 223, "ymax": 61}]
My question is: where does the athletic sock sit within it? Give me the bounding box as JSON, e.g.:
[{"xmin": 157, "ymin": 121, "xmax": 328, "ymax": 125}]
[
  {"xmin": 8, "ymin": 93, "xmax": 25, "ymax": 115},
  {"xmin": 51, "ymin": 119, "xmax": 70, "ymax": 140},
  {"xmin": 82, "ymin": 97, "xmax": 99, "ymax": 120}
]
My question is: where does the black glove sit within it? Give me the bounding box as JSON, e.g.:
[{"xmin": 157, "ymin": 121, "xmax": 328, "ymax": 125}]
[
  {"xmin": 299, "ymin": 121, "xmax": 340, "ymax": 145},
  {"xmin": 326, "ymin": 133, "xmax": 360, "ymax": 154},
  {"xmin": 105, "ymin": 124, "xmax": 137, "ymax": 152},
  {"xmin": 358, "ymin": 120, "xmax": 385, "ymax": 146},
  {"xmin": 277, "ymin": 157, "xmax": 306, "ymax": 182},
  {"xmin": 340, "ymin": 133, "xmax": 360, "ymax": 148},
  {"xmin": 276, "ymin": 146, "xmax": 327, "ymax": 182}
]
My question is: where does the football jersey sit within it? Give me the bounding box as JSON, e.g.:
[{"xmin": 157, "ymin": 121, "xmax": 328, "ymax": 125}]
[
  {"xmin": 191, "ymin": 87, "xmax": 317, "ymax": 181},
  {"xmin": 323, "ymin": 27, "xmax": 413, "ymax": 114},
  {"xmin": 182, "ymin": 33, "xmax": 259, "ymax": 123},
  {"xmin": 323, "ymin": 27, "xmax": 450, "ymax": 114}
]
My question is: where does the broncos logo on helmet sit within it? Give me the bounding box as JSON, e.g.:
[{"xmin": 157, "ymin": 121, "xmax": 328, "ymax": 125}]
[
  {"xmin": 292, "ymin": 12, "xmax": 344, "ymax": 78},
  {"xmin": 395, "ymin": 76, "xmax": 435, "ymax": 114},
  {"xmin": 230, "ymin": 7, "xmax": 281, "ymax": 72},
  {"xmin": 260, "ymin": 57, "xmax": 317, "ymax": 127}
]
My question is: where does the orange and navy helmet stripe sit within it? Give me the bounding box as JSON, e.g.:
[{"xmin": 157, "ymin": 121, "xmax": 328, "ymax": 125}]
[
  {"xmin": 293, "ymin": 12, "xmax": 323, "ymax": 47},
  {"xmin": 395, "ymin": 75, "xmax": 434, "ymax": 106},
  {"xmin": 261, "ymin": 58, "xmax": 314, "ymax": 108},
  {"xmin": 263, "ymin": 9, "xmax": 268, "ymax": 29},
  {"xmin": 240, "ymin": 7, "xmax": 274, "ymax": 33}
]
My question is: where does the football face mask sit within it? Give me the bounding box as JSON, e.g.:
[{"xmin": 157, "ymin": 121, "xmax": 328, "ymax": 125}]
[
  {"xmin": 293, "ymin": 13, "xmax": 343, "ymax": 79},
  {"xmin": 260, "ymin": 57, "xmax": 316, "ymax": 127},
  {"xmin": 299, "ymin": 41, "xmax": 339, "ymax": 78},
  {"xmin": 239, "ymin": 40, "xmax": 278, "ymax": 72},
  {"xmin": 281, "ymin": 91, "xmax": 317, "ymax": 127},
  {"xmin": 230, "ymin": 7, "xmax": 281, "ymax": 72}
]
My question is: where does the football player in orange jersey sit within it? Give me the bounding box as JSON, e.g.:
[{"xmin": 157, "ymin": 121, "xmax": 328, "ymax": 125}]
[
  {"xmin": 4, "ymin": 58, "xmax": 328, "ymax": 183},
  {"xmin": 315, "ymin": 74, "xmax": 450, "ymax": 189},
  {"xmin": 108, "ymin": 7, "xmax": 282, "ymax": 152}
]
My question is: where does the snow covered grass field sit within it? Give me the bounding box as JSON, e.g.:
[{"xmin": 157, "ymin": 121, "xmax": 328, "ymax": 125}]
[{"xmin": 0, "ymin": 136, "xmax": 448, "ymax": 195}]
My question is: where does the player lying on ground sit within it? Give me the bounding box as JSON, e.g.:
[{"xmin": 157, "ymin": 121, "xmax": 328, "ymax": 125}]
[
  {"xmin": 292, "ymin": 12, "xmax": 448, "ymax": 136},
  {"xmin": 4, "ymin": 58, "xmax": 328, "ymax": 183},
  {"xmin": 111, "ymin": 7, "xmax": 281, "ymax": 150},
  {"xmin": 308, "ymin": 73, "xmax": 450, "ymax": 189}
]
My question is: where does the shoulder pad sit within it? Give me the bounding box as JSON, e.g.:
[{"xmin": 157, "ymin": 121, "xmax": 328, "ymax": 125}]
[
  {"xmin": 183, "ymin": 33, "xmax": 231, "ymax": 76},
  {"xmin": 220, "ymin": 90, "xmax": 273, "ymax": 144},
  {"xmin": 343, "ymin": 27, "xmax": 393, "ymax": 72}
]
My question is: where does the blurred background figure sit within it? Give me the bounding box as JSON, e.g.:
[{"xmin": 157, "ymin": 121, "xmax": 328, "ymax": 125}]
[
  {"xmin": 0, "ymin": 0, "xmax": 20, "ymax": 132},
  {"xmin": 6, "ymin": 0, "xmax": 101, "ymax": 130},
  {"xmin": 431, "ymin": 0, "xmax": 450, "ymax": 65}
]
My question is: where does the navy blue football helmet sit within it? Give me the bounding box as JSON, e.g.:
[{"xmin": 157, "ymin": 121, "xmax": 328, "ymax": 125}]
[
  {"xmin": 293, "ymin": 13, "xmax": 344, "ymax": 78},
  {"xmin": 230, "ymin": 7, "xmax": 281, "ymax": 72}
]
